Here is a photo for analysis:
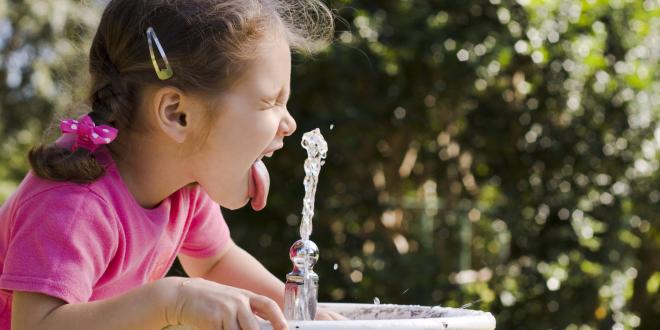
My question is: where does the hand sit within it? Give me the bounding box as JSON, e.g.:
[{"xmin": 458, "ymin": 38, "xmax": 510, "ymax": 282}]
[
  {"xmin": 315, "ymin": 307, "xmax": 348, "ymax": 320},
  {"xmin": 164, "ymin": 277, "xmax": 288, "ymax": 330}
]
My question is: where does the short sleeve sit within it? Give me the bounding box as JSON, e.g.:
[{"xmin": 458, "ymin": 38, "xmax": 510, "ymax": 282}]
[
  {"xmin": 179, "ymin": 186, "xmax": 231, "ymax": 258},
  {"xmin": 0, "ymin": 186, "xmax": 118, "ymax": 304}
]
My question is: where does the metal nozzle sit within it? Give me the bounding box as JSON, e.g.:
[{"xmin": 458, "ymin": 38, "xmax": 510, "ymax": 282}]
[{"xmin": 284, "ymin": 239, "xmax": 319, "ymax": 320}]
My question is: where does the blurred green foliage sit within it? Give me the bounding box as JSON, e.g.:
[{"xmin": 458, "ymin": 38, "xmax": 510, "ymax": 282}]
[
  {"xmin": 0, "ymin": 0, "xmax": 97, "ymax": 200},
  {"xmin": 1, "ymin": 0, "xmax": 659, "ymax": 329}
]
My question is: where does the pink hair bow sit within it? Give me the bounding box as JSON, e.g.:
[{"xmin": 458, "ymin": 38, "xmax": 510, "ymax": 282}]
[{"xmin": 60, "ymin": 115, "xmax": 118, "ymax": 152}]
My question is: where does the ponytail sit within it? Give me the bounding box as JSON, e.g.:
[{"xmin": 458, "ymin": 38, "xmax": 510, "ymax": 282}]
[
  {"xmin": 28, "ymin": 21, "xmax": 136, "ymax": 183},
  {"xmin": 28, "ymin": 73, "xmax": 130, "ymax": 183},
  {"xmin": 28, "ymin": 67, "xmax": 131, "ymax": 183},
  {"xmin": 28, "ymin": 74, "xmax": 130, "ymax": 183},
  {"xmin": 28, "ymin": 144, "xmax": 105, "ymax": 183}
]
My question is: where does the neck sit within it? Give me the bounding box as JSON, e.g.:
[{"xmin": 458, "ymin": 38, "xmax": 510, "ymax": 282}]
[{"xmin": 112, "ymin": 136, "xmax": 192, "ymax": 209}]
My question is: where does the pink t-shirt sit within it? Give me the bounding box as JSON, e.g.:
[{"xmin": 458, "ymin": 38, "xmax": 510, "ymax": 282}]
[{"xmin": 0, "ymin": 148, "xmax": 231, "ymax": 328}]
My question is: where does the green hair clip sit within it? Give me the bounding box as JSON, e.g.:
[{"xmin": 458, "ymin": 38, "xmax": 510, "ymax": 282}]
[{"xmin": 146, "ymin": 27, "xmax": 174, "ymax": 80}]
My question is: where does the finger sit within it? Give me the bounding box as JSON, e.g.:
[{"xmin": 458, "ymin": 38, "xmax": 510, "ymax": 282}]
[
  {"xmin": 315, "ymin": 309, "xmax": 346, "ymax": 321},
  {"xmin": 330, "ymin": 311, "xmax": 348, "ymax": 320},
  {"xmin": 250, "ymin": 295, "xmax": 288, "ymax": 330},
  {"xmin": 237, "ymin": 304, "xmax": 261, "ymax": 330},
  {"xmin": 315, "ymin": 309, "xmax": 348, "ymax": 321},
  {"xmin": 223, "ymin": 317, "xmax": 241, "ymax": 330},
  {"xmin": 314, "ymin": 310, "xmax": 333, "ymax": 320}
]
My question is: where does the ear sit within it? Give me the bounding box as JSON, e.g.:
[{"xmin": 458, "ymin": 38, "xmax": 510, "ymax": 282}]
[{"xmin": 152, "ymin": 87, "xmax": 188, "ymax": 143}]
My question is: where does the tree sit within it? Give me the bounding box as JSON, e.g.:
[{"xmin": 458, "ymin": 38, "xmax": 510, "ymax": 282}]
[{"xmin": 0, "ymin": 0, "xmax": 98, "ymax": 200}]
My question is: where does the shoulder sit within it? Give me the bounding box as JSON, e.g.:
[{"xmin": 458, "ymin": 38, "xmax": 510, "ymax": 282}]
[
  {"xmin": 19, "ymin": 172, "xmax": 109, "ymax": 208},
  {"xmin": 9, "ymin": 172, "xmax": 119, "ymax": 230}
]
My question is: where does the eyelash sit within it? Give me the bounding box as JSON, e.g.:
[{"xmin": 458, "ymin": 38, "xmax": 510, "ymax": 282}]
[{"xmin": 262, "ymin": 97, "xmax": 287, "ymax": 110}]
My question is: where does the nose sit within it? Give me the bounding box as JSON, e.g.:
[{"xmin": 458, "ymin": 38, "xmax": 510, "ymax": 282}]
[{"xmin": 280, "ymin": 107, "xmax": 297, "ymax": 137}]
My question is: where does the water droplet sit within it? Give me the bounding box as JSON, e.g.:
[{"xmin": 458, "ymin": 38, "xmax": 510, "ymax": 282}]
[
  {"xmin": 330, "ymin": 124, "xmax": 334, "ymax": 130},
  {"xmin": 373, "ymin": 297, "xmax": 380, "ymax": 305},
  {"xmin": 333, "ymin": 263, "xmax": 338, "ymax": 270},
  {"xmin": 402, "ymin": 288, "xmax": 410, "ymax": 295}
]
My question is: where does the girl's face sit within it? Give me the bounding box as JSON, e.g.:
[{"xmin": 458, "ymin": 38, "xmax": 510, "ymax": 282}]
[{"xmin": 189, "ymin": 34, "xmax": 296, "ymax": 209}]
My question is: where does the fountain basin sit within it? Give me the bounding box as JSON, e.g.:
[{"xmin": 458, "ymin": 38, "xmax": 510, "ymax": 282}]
[
  {"xmin": 165, "ymin": 302, "xmax": 495, "ymax": 330},
  {"xmin": 286, "ymin": 303, "xmax": 495, "ymax": 330}
]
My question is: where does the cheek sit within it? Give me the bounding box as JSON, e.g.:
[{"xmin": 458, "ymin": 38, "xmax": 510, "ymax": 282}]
[
  {"xmin": 225, "ymin": 113, "xmax": 279, "ymax": 155},
  {"xmin": 190, "ymin": 111, "xmax": 276, "ymax": 204},
  {"xmin": 190, "ymin": 124, "xmax": 251, "ymax": 192},
  {"xmin": 193, "ymin": 143, "xmax": 250, "ymax": 208}
]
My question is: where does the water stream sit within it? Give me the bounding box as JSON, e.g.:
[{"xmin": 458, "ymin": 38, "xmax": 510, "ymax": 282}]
[
  {"xmin": 284, "ymin": 128, "xmax": 328, "ymax": 320},
  {"xmin": 299, "ymin": 128, "xmax": 328, "ymax": 240}
]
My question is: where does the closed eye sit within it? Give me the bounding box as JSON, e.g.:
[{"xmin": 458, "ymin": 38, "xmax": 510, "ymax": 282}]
[
  {"xmin": 263, "ymin": 100, "xmax": 286, "ymax": 110},
  {"xmin": 261, "ymin": 89, "xmax": 289, "ymax": 110},
  {"xmin": 260, "ymin": 99, "xmax": 277, "ymax": 110}
]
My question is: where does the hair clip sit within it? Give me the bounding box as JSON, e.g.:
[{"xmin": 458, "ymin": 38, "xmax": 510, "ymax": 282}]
[{"xmin": 146, "ymin": 27, "xmax": 174, "ymax": 80}]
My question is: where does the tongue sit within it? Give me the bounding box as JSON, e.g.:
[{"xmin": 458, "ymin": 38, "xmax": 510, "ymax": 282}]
[{"xmin": 249, "ymin": 159, "xmax": 270, "ymax": 211}]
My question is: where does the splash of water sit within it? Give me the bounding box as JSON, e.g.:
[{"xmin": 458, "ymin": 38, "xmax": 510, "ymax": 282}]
[
  {"xmin": 299, "ymin": 129, "xmax": 326, "ymax": 318},
  {"xmin": 299, "ymin": 128, "xmax": 328, "ymax": 240}
]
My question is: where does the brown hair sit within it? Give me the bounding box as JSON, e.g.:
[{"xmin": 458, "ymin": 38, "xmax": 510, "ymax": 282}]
[{"xmin": 29, "ymin": 0, "xmax": 334, "ymax": 183}]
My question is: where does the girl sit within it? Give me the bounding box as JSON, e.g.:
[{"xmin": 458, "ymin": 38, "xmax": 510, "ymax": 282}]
[{"xmin": 0, "ymin": 0, "xmax": 342, "ymax": 329}]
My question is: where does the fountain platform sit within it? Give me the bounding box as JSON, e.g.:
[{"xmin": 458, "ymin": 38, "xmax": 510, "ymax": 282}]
[{"xmin": 165, "ymin": 302, "xmax": 495, "ymax": 329}]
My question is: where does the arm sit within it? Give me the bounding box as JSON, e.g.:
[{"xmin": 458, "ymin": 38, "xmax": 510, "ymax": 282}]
[
  {"xmin": 179, "ymin": 240, "xmax": 285, "ymax": 308},
  {"xmin": 179, "ymin": 240, "xmax": 286, "ymax": 309},
  {"xmin": 12, "ymin": 276, "xmax": 288, "ymax": 330},
  {"xmin": 11, "ymin": 277, "xmax": 180, "ymax": 330}
]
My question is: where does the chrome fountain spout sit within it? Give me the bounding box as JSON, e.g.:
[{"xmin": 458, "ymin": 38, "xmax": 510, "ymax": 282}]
[{"xmin": 284, "ymin": 239, "xmax": 319, "ymax": 320}]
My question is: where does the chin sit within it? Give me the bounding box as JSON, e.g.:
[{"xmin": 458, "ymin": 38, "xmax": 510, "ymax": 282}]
[
  {"xmin": 199, "ymin": 181, "xmax": 249, "ymax": 210},
  {"xmin": 215, "ymin": 194, "xmax": 250, "ymax": 210}
]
